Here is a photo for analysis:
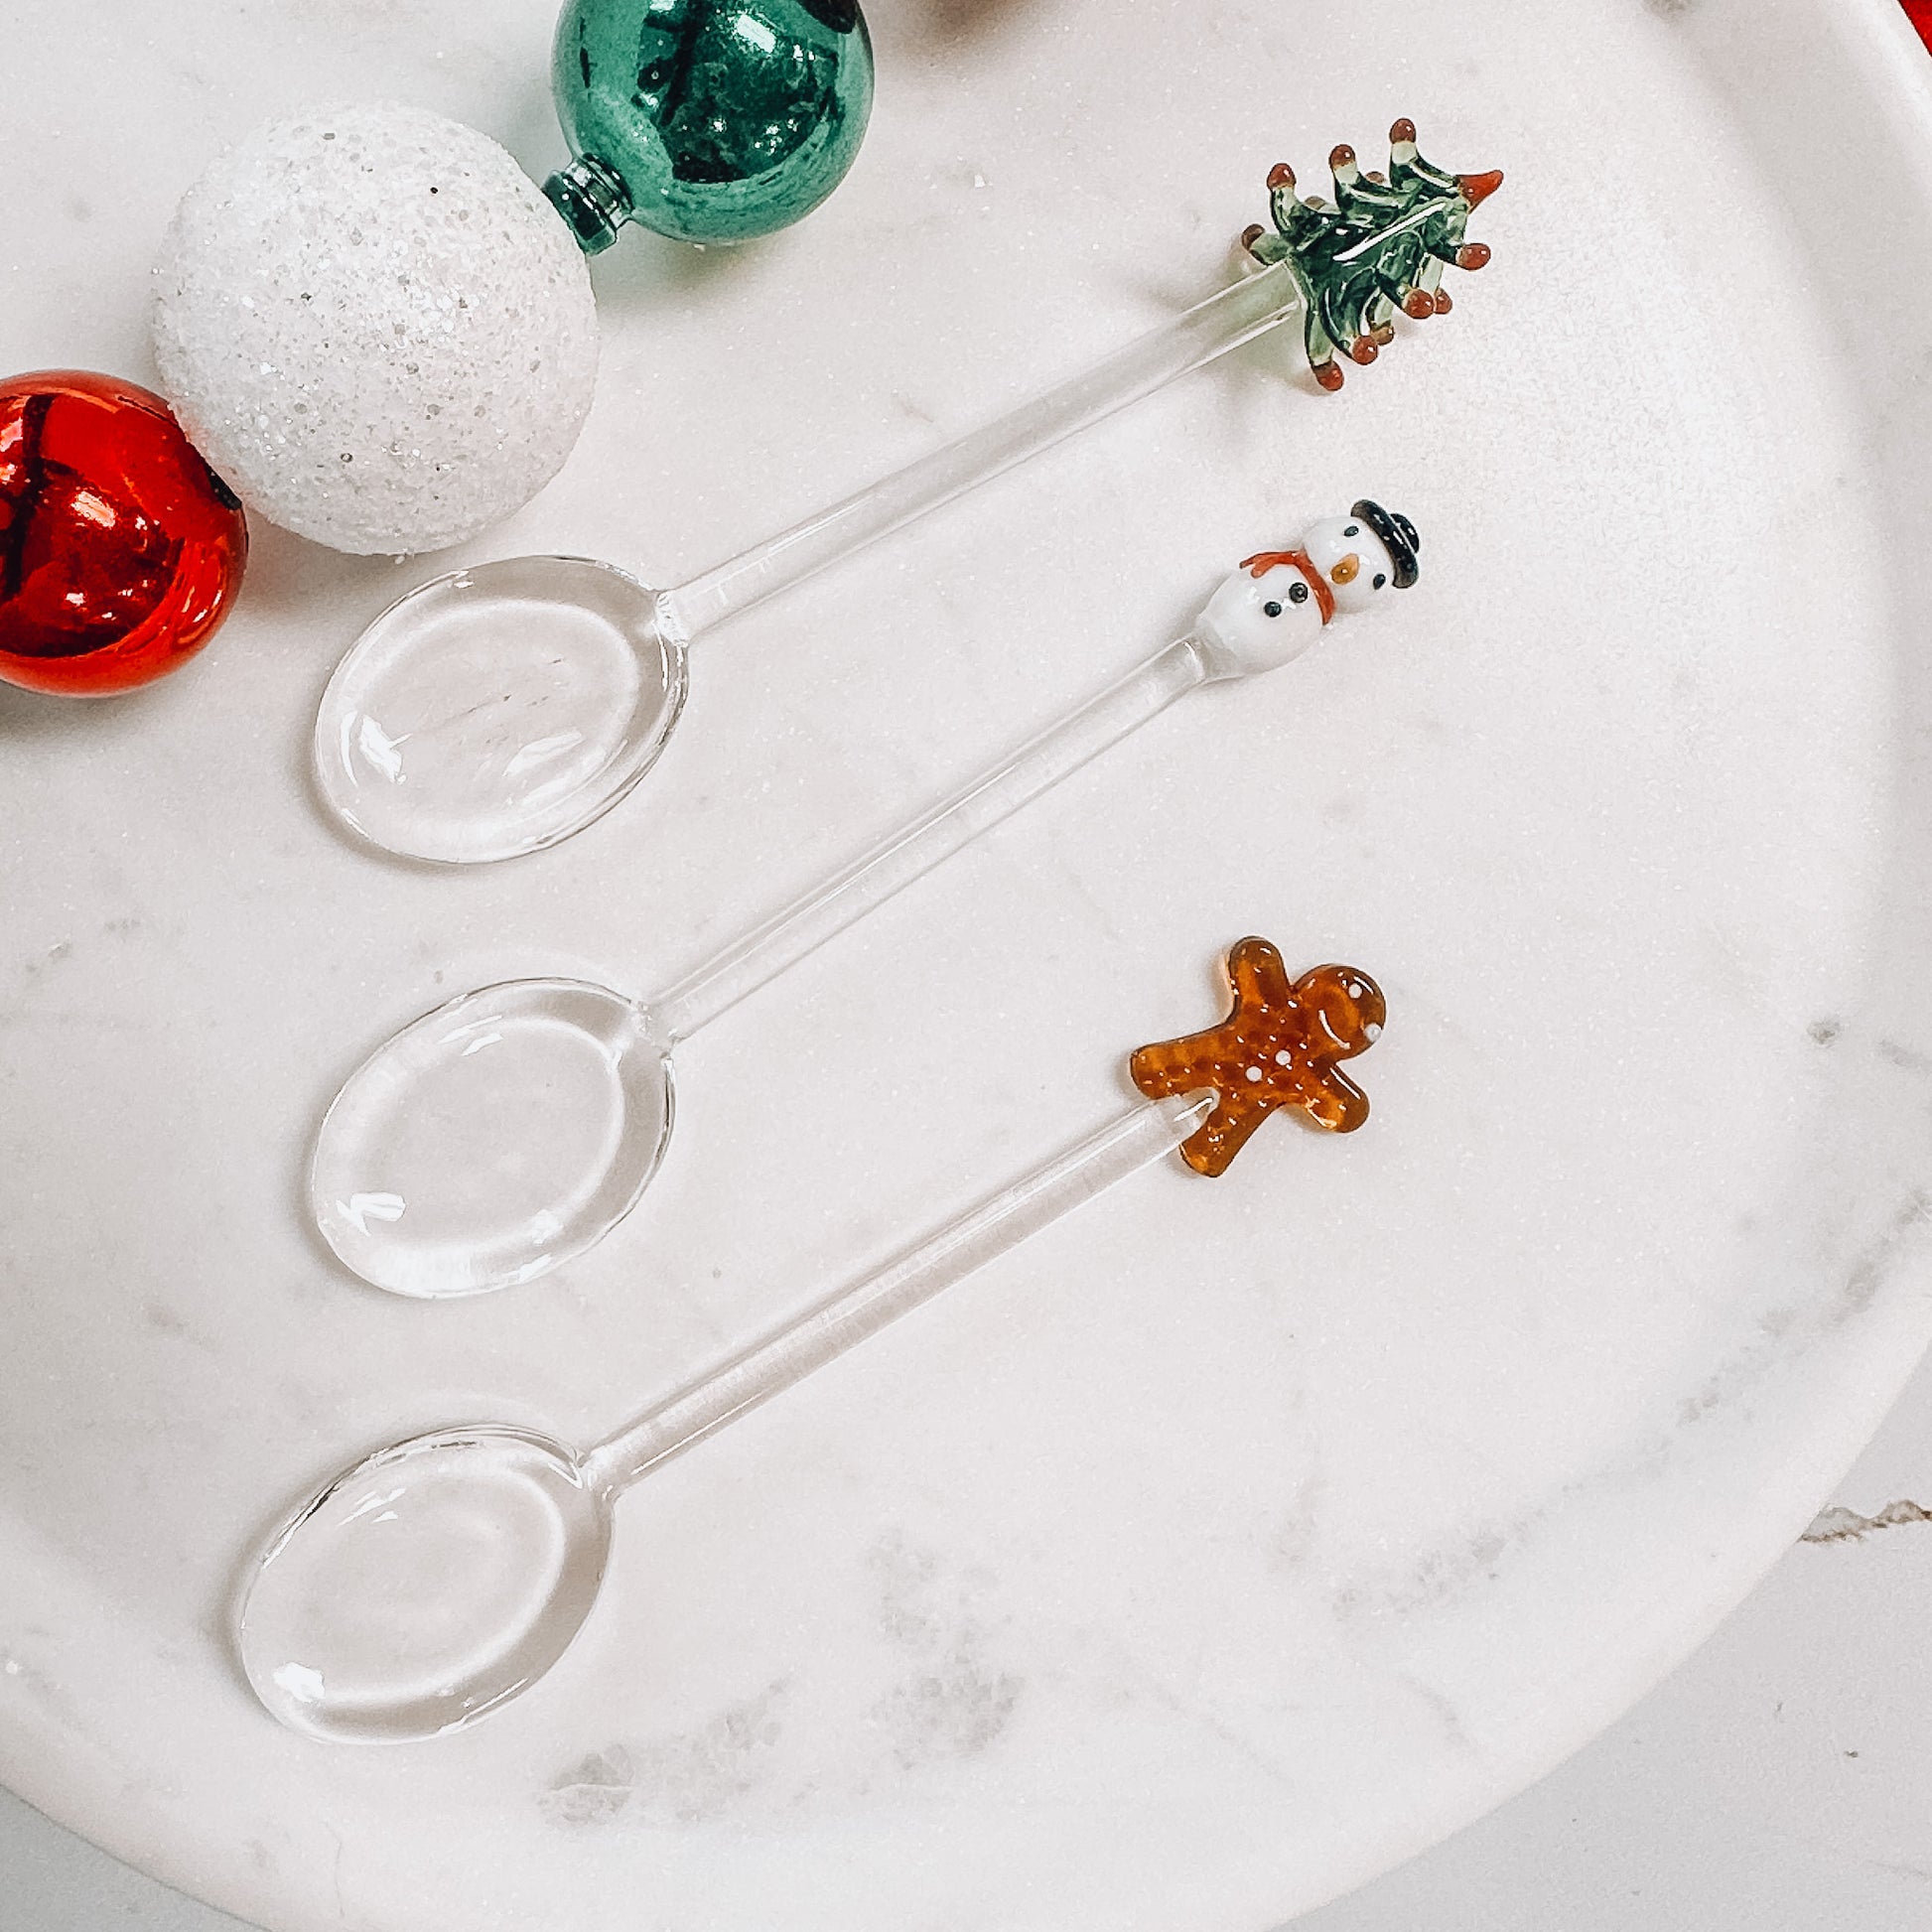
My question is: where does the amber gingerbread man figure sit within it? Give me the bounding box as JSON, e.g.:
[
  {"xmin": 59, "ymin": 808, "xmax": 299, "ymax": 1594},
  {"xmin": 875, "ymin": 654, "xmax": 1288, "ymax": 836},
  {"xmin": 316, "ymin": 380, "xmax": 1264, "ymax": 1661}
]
[{"xmin": 1130, "ymin": 937, "xmax": 1385, "ymax": 1175}]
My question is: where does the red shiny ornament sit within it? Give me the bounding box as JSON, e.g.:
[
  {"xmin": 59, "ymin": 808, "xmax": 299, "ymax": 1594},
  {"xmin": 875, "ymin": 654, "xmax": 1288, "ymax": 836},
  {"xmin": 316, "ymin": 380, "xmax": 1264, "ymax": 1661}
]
[{"xmin": 0, "ymin": 369, "xmax": 248, "ymax": 696}]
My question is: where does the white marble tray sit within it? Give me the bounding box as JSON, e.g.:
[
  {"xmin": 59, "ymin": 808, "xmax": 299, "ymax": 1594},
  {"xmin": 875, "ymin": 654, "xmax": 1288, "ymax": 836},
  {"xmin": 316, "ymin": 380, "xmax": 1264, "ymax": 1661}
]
[{"xmin": 6, "ymin": 2, "xmax": 1932, "ymax": 1928}]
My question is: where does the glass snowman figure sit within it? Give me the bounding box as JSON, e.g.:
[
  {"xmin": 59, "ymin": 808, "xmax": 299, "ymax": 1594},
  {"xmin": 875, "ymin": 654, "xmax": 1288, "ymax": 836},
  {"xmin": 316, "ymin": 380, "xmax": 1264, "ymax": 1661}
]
[{"xmin": 1194, "ymin": 498, "xmax": 1420, "ymax": 677}]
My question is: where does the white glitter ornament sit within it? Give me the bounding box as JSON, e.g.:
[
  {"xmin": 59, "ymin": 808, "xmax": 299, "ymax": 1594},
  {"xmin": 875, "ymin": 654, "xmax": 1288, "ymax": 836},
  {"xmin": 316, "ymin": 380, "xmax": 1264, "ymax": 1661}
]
[{"xmin": 152, "ymin": 103, "xmax": 600, "ymax": 557}]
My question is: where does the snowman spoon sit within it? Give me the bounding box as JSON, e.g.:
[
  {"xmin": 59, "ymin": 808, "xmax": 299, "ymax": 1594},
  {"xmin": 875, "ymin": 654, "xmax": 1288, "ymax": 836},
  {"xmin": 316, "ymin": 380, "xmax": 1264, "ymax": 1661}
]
[
  {"xmin": 314, "ymin": 503, "xmax": 1416, "ymax": 1298},
  {"xmin": 314, "ymin": 122, "xmax": 1496, "ymax": 865},
  {"xmin": 246, "ymin": 938, "xmax": 1382, "ymax": 1742}
]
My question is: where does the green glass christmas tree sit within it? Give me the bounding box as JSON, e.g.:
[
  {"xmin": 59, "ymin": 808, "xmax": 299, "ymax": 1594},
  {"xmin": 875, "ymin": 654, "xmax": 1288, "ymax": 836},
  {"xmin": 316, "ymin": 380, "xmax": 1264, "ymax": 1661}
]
[{"xmin": 1241, "ymin": 118, "xmax": 1502, "ymax": 390}]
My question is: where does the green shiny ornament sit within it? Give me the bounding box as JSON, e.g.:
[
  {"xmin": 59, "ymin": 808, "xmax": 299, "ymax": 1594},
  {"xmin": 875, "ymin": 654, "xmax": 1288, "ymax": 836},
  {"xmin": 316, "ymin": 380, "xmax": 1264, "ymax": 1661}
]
[{"xmin": 544, "ymin": 0, "xmax": 874, "ymax": 251}]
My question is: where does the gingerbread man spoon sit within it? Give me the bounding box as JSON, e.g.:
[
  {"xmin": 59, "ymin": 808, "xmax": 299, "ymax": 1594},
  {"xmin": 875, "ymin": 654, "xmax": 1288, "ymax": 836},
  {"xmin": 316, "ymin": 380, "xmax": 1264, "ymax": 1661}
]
[{"xmin": 242, "ymin": 938, "xmax": 1383, "ymax": 1742}]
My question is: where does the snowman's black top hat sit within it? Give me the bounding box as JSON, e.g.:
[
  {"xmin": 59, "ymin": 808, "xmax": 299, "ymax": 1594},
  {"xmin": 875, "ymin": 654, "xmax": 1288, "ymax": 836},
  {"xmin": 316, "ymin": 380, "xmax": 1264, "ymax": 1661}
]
[{"xmin": 1350, "ymin": 499, "xmax": 1420, "ymax": 589}]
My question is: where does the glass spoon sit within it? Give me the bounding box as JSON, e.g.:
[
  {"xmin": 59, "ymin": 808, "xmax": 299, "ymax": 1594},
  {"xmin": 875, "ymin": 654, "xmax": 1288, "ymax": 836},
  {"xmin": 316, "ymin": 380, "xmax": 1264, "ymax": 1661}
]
[
  {"xmin": 313, "ymin": 122, "xmax": 1497, "ymax": 865},
  {"xmin": 313, "ymin": 503, "xmax": 1419, "ymax": 1298},
  {"xmin": 242, "ymin": 939, "xmax": 1384, "ymax": 1742}
]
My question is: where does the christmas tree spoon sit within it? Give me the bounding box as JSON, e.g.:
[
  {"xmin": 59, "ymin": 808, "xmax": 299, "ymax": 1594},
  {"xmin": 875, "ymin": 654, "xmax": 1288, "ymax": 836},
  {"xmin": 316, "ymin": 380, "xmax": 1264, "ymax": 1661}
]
[
  {"xmin": 245, "ymin": 938, "xmax": 1383, "ymax": 1742},
  {"xmin": 314, "ymin": 504, "xmax": 1417, "ymax": 1298},
  {"xmin": 313, "ymin": 123, "xmax": 1496, "ymax": 866}
]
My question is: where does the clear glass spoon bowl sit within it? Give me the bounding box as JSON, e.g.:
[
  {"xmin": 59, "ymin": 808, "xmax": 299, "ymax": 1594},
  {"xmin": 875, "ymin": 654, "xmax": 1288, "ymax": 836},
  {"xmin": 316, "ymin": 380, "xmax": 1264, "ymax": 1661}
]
[
  {"xmin": 315, "ymin": 558, "xmax": 686, "ymax": 866},
  {"xmin": 239, "ymin": 1425, "xmax": 611, "ymax": 1742},
  {"xmin": 311, "ymin": 980, "xmax": 672, "ymax": 1298}
]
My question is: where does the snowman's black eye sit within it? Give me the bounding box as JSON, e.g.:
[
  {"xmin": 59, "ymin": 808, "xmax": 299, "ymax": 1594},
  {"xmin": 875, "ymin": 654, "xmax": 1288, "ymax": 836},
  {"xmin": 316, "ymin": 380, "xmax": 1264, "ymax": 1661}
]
[
  {"xmin": 1263, "ymin": 600, "xmax": 1282, "ymax": 619},
  {"xmin": 1288, "ymin": 582, "xmax": 1310, "ymax": 605},
  {"xmin": 1343, "ymin": 523, "xmax": 1360, "ymax": 537},
  {"xmin": 1372, "ymin": 573, "xmax": 1386, "ymax": 590}
]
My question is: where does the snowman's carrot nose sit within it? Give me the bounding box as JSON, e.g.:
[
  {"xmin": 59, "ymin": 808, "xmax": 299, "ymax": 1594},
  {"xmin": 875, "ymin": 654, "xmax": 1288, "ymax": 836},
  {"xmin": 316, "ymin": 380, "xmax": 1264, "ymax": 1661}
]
[{"xmin": 1330, "ymin": 553, "xmax": 1361, "ymax": 585}]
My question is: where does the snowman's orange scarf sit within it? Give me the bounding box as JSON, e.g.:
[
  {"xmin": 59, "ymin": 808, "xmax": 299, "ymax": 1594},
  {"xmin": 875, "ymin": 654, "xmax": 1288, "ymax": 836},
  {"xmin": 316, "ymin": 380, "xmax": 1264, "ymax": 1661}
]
[{"xmin": 1240, "ymin": 549, "xmax": 1334, "ymax": 624}]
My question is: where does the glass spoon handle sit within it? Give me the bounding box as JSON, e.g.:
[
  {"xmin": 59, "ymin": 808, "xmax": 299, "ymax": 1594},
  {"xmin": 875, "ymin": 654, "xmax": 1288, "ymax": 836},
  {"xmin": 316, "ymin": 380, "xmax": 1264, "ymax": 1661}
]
[
  {"xmin": 650, "ymin": 635, "xmax": 1210, "ymax": 1042},
  {"xmin": 580, "ymin": 1088, "xmax": 1216, "ymax": 1495},
  {"xmin": 652, "ymin": 116, "xmax": 1506, "ymax": 644},
  {"xmin": 657, "ymin": 260, "xmax": 1302, "ymax": 642}
]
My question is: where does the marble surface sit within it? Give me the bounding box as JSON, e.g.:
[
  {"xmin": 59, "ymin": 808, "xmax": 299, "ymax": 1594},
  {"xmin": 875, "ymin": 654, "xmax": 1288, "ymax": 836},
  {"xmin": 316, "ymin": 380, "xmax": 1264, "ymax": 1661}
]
[
  {"xmin": 6, "ymin": 1, "xmax": 1932, "ymax": 1929},
  {"xmin": 10, "ymin": 1345, "xmax": 1930, "ymax": 1930}
]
